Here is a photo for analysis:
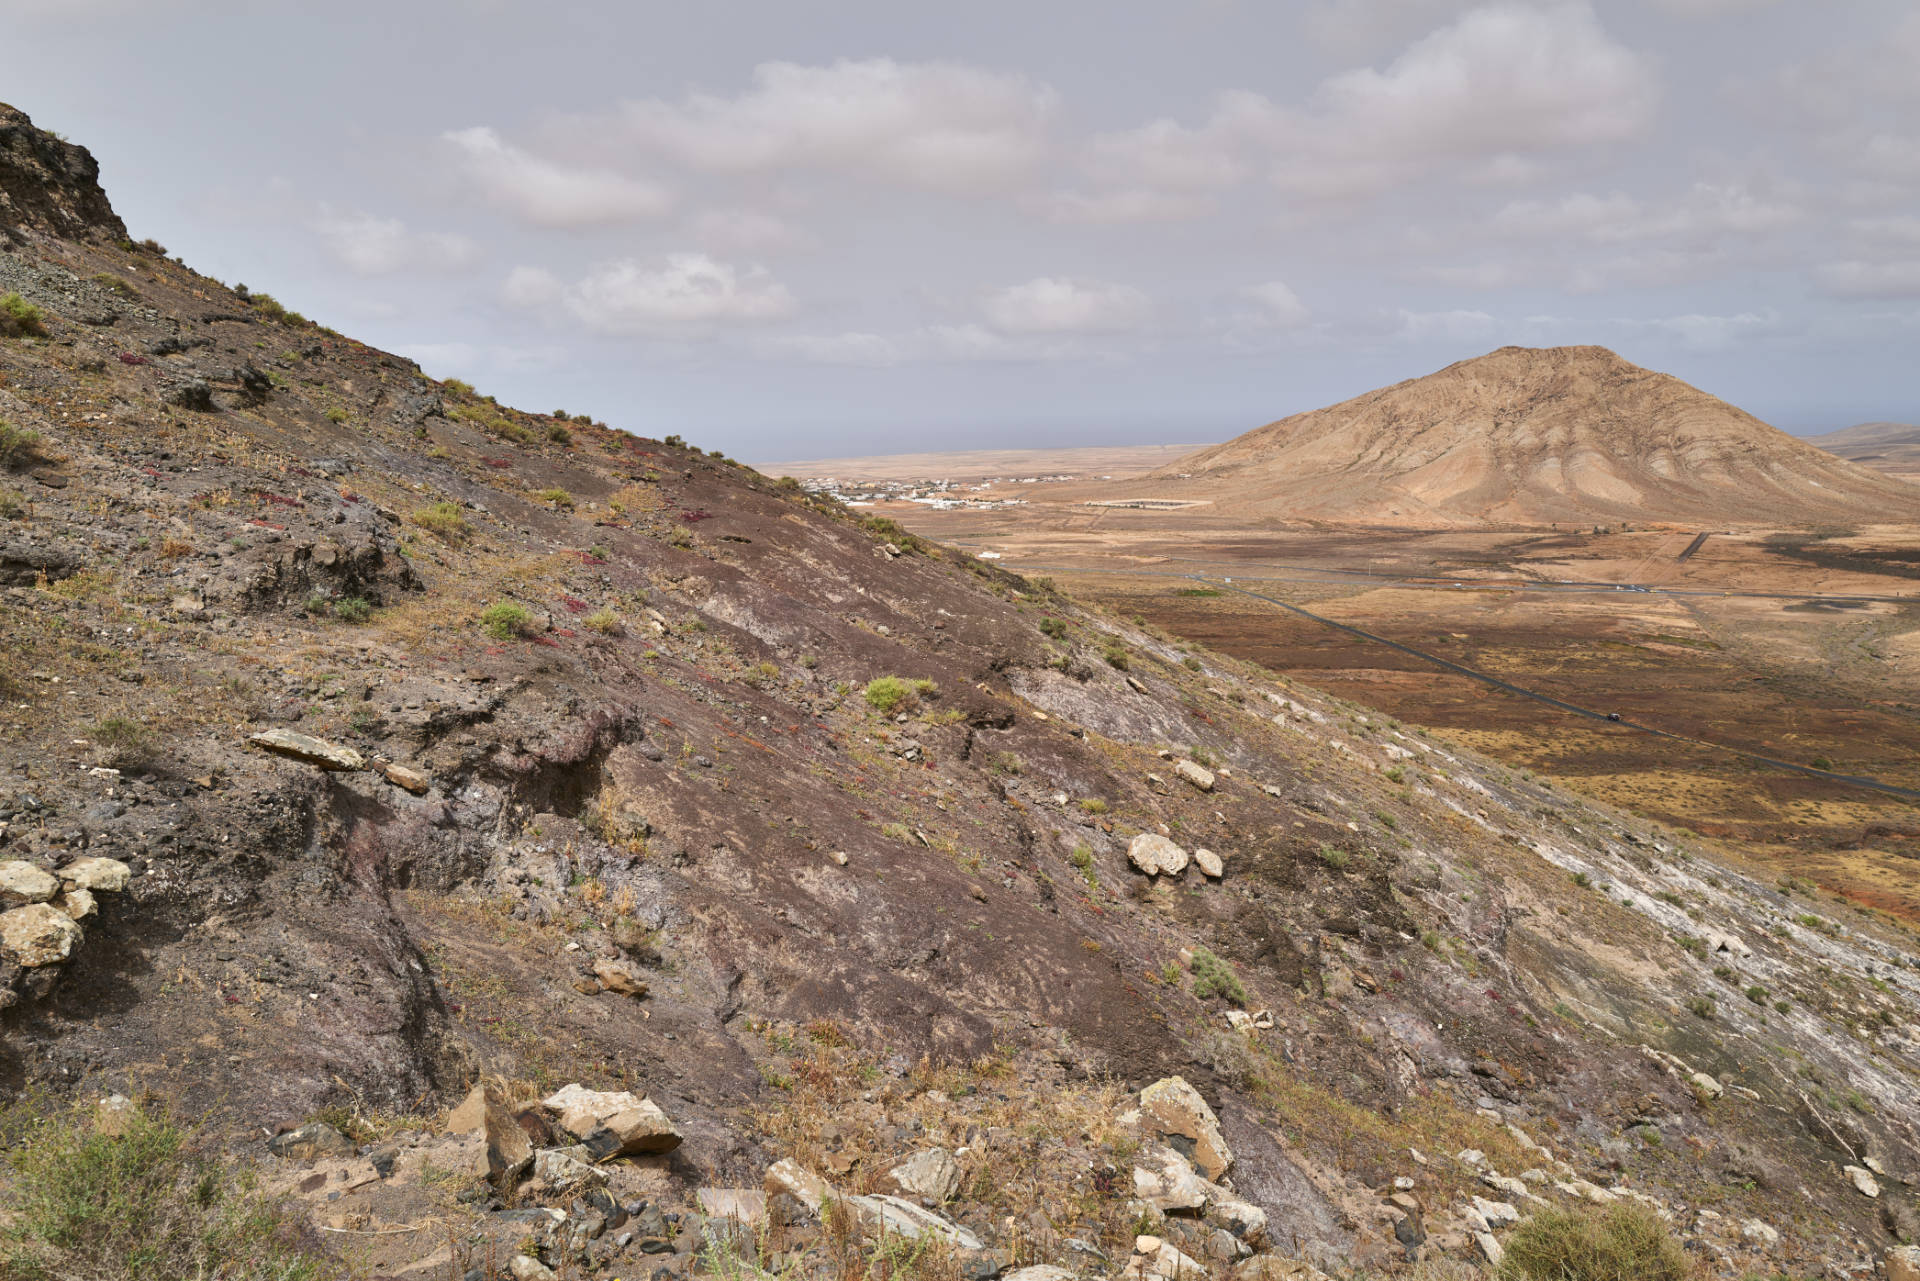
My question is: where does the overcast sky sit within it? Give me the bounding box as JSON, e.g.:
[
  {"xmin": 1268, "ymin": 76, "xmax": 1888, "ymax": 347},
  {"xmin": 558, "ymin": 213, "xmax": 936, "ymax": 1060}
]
[{"xmin": 7, "ymin": 0, "xmax": 1917, "ymax": 458}]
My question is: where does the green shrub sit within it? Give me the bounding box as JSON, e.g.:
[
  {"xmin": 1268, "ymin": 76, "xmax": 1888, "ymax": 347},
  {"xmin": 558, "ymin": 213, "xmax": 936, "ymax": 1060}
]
[
  {"xmin": 0, "ymin": 488, "xmax": 23, "ymax": 519},
  {"xmin": 583, "ymin": 608, "xmax": 621, "ymax": 636},
  {"xmin": 1080, "ymin": 798, "xmax": 1109, "ymax": 815},
  {"xmin": 0, "ymin": 419, "xmax": 43, "ymax": 470},
  {"xmin": 1318, "ymin": 844, "xmax": 1351, "ymax": 871},
  {"xmin": 410, "ymin": 501, "xmax": 470, "ymax": 542},
  {"xmin": 1190, "ymin": 947, "xmax": 1247, "ymax": 1006},
  {"xmin": 0, "ymin": 293, "xmax": 47, "ymax": 338},
  {"xmin": 1182, "ymin": 655, "xmax": 1203, "ymax": 672},
  {"xmin": 1039, "ymin": 617, "xmax": 1068, "ymax": 640},
  {"xmin": 332, "ymin": 596, "xmax": 372, "ymax": 624},
  {"xmin": 546, "ymin": 423, "xmax": 572, "ymax": 445},
  {"xmin": 1496, "ymin": 1203, "xmax": 1689, "ymax": 1281},
  {"xmin": 480, "ymin": 601, "xmax": 534, "ymax": 641},
  {"xmin": 442, "ymin": 378, "xmax": 475, "ymax": 397},
  {"xmin": 323, "ymin": 407, "xmax": 348, "ymax": 424},
  {"xmin": 0, "ymin": 1094, "xmax": 328, "ymax": 1281},
  {"xmin": 865, "ymin": 676, "xmax": 917, "ymax": 716},
  {"xmin": 1102, "ymin": 638, "xmax": 1130, "ymax": 670},
  {"xmin": 1687, "ymin": 995, "xmax": 1715, "ymax": 1020},
  {"xmin": 534, "ymin": 487, "xmax": 574, "ymax": 509}
]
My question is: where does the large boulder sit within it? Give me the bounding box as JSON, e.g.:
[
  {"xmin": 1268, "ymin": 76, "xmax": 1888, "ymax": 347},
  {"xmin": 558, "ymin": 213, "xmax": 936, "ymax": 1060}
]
[
  {"xmin": 1128, "ymin": 833, "xmax": 1189, "ymax": 878},
  {"xmin": 1136, "ymin": 1076, "xmax": 1234, "ymax": 1181},
  {"xmin": 542, "ymin": 1084, "xmax": 681, "ymax": 1158},
  {"xmin": 0, "ymin": 903, "xmax": 81, "ymax": 966}
]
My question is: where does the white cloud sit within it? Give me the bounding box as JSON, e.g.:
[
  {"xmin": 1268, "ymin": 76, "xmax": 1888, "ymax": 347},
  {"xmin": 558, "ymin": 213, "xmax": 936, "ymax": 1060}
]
[
  {"xmin": 1815, "ymin": 260, "xmax": 1920, "ymax": 300},
  {"xmin": 312, "ymin": 209, "xmax": 478, "ymax": 275},
  {"xmin": 1639, "ymin": 308, "xmax": 1782, "ymax": 350},
  {"xmin": 1241, "ymin": 281, "xmax": 1312, "ymax": 329},
  {"xmin": 980, "ymin": 277, "xmax": 1152, "ymax": 334},
  {"xmin": 1848, "ymin": 215, "xmax": 1920, "ymax": 245},
  {"xmin": 444, "ymin": 126, "xmax": 673, "ymax": 226},
  {"xmin": 502, "ymin": 265, "xmax": 562, "ymax": 307},
  {"xmin": 1063, "ymin": 3, "xmax": 1656, "ymax": 211},
  {"xmin": 1037, "ymin": 189, "xmax": 1220, "ymax": 224},
  {"xmin": 1645, "ymin": 0, "xmax": 1784, "ymax": 13},
  {"xmin": 689, "ymin": 208, "xmax": 812, "ymax": 255},
  {"xmin": 614, "ymin": 59, "xmax": 1056, "ymax": 194},
  {"xmin": 772, "ymin": 331, "xmax": 905, "ymax": 366},
  {"xmin": 1492, "ymin": 183, "xmax": 1801, "ymax": 244},
  {"xmin": 558, "ymin": 254, "xmax": 797, "ymax": 338},
  {"xmin": 1397, "ymin": 307, "xmax": 1497, "ymax": 341}
]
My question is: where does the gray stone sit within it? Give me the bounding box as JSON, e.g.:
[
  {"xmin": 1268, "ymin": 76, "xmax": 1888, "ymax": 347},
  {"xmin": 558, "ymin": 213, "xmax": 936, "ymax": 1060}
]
[
  {"xmin": 267, "ymin": 1122, "xmax": 356, "ymax": 1161},
  {"xmin": 0, "ymin": 861, "xmax": 58, "ymax": 904},
  {"xmin": 1174, "ymin": 760, "xmax": 1215, "ymax": 792},
  {"xmin": 882, "ymin": 1147, "xmax": 963, "ymax": 1203}
]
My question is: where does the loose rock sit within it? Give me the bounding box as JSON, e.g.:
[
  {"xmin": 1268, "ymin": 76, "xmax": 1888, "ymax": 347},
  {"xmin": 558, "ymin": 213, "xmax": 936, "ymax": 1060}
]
[{"xmin": 0, "ymin": 903, "xmax": 82, "ymax": 966}]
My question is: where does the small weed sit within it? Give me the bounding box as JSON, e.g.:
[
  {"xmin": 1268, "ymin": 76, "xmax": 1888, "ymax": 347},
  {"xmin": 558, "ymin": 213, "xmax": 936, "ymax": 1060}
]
[
  {"xmin": 864, "ymin": 676, "xmax": 922, "ymax": 716},
  {"xmin": 583, "ymin": 608, "xmax": 622, "ymax": 636},
  {"xmin": 0, "ymin": 419, "xmax": 43, "ymax": 470},
  {"xmin": 534, "ymin": 487, "xmax": 574, "ymax": 509},
  {"xmin": 1039, "ymin": 617, "xmax": 1068, "ymax": 640},
  {"xmin": 1687, "ymin": 996, "xmax": 1715, "ymax": 1020},
  {"xmin": 480, "ymin": 601, "xmax": 534, "ymax": 641},
  {"xmin": 410, "ymin": 501, "xmax": 470, "ymax": 542},
  {"xmin": 323, "ymin": 407, "xmax": 348, "ymax": 424},
  {"xmin": 90, "ymin": 715, "xmax": 152, "ymax": 769},
  {"xmin": 1079, "ymin": 798, "xmax": 1109, "ymax": 815},
  {"xmin": 1318, "ymin": 844, "xmax": 1351, "ymax": 871}
]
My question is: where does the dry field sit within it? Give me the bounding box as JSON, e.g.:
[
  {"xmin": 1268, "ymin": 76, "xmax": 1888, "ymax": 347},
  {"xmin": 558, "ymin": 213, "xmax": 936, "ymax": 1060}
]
[{"xmin": 873, "ymin": 489, "xmax": 1920, "ymax": 921}]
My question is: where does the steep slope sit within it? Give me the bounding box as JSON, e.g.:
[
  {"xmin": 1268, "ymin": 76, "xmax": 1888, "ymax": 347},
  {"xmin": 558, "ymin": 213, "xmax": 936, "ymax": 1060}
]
[
  {"xmin": 1808, "ymin": 421, "xmax": 1920, "ymax": 477},
  {"xmin": 1113, "ymin": 346, "xmax": 1920, "ymax": 528},
  {"xmin": 5, "ymin": 104, "xmax": 1920, "ymax": 1279}
]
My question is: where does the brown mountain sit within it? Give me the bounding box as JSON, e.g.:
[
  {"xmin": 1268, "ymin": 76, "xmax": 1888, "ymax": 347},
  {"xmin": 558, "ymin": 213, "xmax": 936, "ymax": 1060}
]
[
  {"xmin": 1132, "ymin": 346, "xmax": 1920, "ymax": 527},
  {"xmin": 1806, "ymin": 421, "xmax": 1920, "ymax": 477}
]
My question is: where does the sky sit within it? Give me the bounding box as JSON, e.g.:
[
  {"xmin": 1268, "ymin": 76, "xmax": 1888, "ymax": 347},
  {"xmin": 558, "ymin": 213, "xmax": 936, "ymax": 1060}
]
[{"xmin": 6, "ymin": 0, "xmax": 1918, "ymax": 460}]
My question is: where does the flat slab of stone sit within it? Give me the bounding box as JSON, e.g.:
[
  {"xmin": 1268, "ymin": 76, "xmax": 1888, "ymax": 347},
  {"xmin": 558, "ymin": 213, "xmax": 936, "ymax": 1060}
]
[
  {"xmin": 59, "ymin": 857, "xmax": 130, "ymax": 893},
  {"xmin": 1175, "ymin": 760, "xmax": 1215, "ymax": 792},
  {"xmin": 0, "ymin": 861, "xmax": 58, "ymax": 904},
  {"xmin": 248, "ymin": 729, "xmax": 366, "ymax": 771}
]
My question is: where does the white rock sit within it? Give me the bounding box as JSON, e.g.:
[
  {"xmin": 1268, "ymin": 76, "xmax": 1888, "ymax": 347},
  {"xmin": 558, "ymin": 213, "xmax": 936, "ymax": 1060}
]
[
  {"xmin": 1472, "ymin": 1197, "xmax": 1519, "ymax": 1228},
  {"xmin": 59, "ymin": 889, "xmax": 96, "ymax": 921},
  {"xmin": 1193, "ymin": 849, "xmax": 1224, "ymax": 879},
  {"xmin": 848, "ymin": 1195, "xmax": 984, "ymax": 1249},
  {"xmin": 1689, "ymin": 1072, "xmax": 1723, "ymax": 1100},
  {"xmin": 1475, "ymin": 1232, "xmax": 1505, "ymax": 1266},
  {"xmin": 1741, "ymin": 1219, "xmax": 1779, "ymax": 1248},
  {"xmin": 1846, "ymin": 1164, "xmax": 1881, "ymax": 1198},
  {"xmin": 1174, "ymin": 760, "xmax": 1215, "ymax": 792},
  {"xmin": 1133, "ymin": 1145, "xmax": 1213, "ymax": 1213},
  {"xmin": 1456, "ymin": 1149, "xmax": 1485, "ymax": 1167},
  {"xmin": 882, "ymin": 1148, "xmax": 963, "ymax": 1203},
  {"xmin": 1128, "ymin": 833, "xmax": 1188, "ymax": 878},
  {"xmin": 1138, "ymin": 1076, "xmax": 1233, "ymax": 1181}
]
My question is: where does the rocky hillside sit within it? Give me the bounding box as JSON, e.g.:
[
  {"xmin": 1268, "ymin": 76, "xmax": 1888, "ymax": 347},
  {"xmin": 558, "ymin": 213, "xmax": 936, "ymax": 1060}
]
[
  {"xmin": 5, "ymin": 103, "xmax": 1920, "ymax": 1279},
  {"xmin": 1092, "ymin": 346, "xmax": 1920, "ymax": 528}
]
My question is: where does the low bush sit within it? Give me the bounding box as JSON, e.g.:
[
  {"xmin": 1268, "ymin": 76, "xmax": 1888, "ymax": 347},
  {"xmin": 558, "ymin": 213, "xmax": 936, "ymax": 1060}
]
[
  {"xmin": 90, "ymin": 716, "xmax": 152, "ymax": 769},
  {"xmin": 535, "ymin": 487, "xmax": 574, "ymax": 509},
  {"xmin": 0, "ymin": 488, "xmax": 22, "ymax": 520},
  {"xmin": 583, "ymin": 608, "xmax": 621, "ymax": 636},
  {"xmin": 323, "ymin": 407, "xmax": 348, "ymax": 424},
  {"xmin": 331, "ymin": 596, "xmax": 373, "ymax": 624},
  {"xmin": 0, "ymin": 419, "xmax": 41, "ymax": 470},
  {"xmin": 0, "ymin": 1094, "xmax": 329, "ymax": 1280},
  {"xmin": 480, "ymin": 601, "xmax": 534, "ymax": 641},
  {"xmin": 865, "ymin": 676, "xmax": 917, "ymax": 716},
  {"xmin": 546, "ymin": 423, "xmax": 572, "ymax": 445},
  {"xmin": 1190, "ymin": 947, "xmax": 1247, "ymax": 1006},
  {"xmin": 1496, "ymin": 1203, "xmax": 1690, "ymax": 1281},
  {"xmin": 1101, "ymin": 638, "xmax": 1130, "ymax": 670},
  {"xmin": 1039, "ymin": 617, "xmax": 1068, "ymax": 640},
  {"xmin": 0, "ymin": 293, "xmax": 47, "ymax": 338},
  {"xmin": 410, "ymin": 501, "xmax": 470, "ymax": 542}
]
